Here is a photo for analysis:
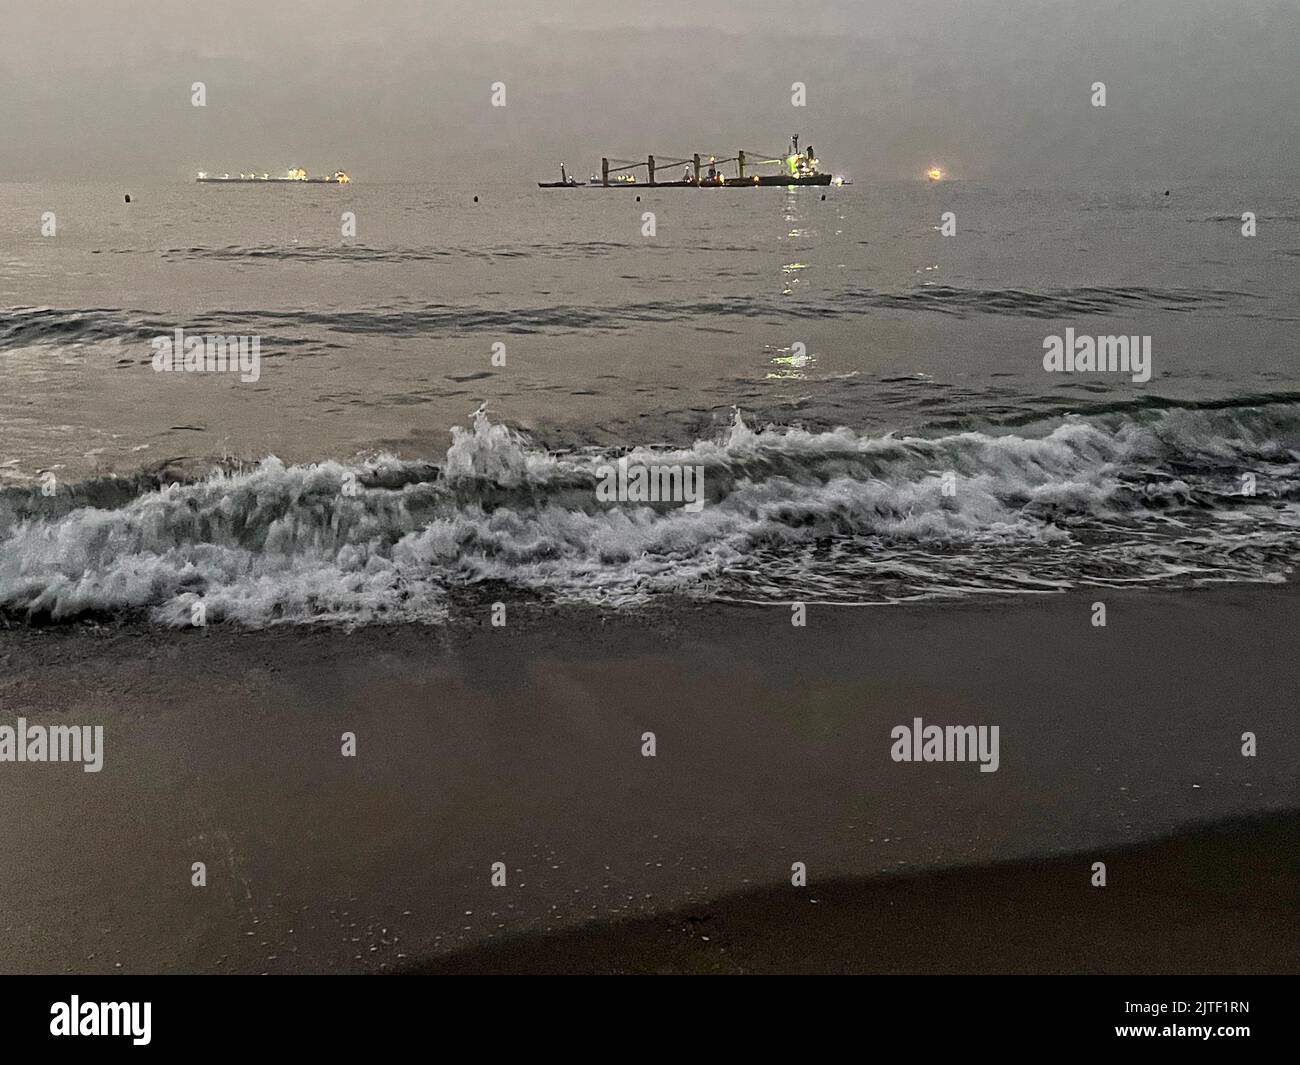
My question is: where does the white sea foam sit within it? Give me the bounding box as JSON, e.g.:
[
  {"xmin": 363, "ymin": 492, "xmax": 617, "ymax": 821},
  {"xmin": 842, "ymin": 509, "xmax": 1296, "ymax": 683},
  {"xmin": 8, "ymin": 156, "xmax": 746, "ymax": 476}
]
[{"xmin": 0, "ymin": 405, "xmax": 1295, "ymax": 626}]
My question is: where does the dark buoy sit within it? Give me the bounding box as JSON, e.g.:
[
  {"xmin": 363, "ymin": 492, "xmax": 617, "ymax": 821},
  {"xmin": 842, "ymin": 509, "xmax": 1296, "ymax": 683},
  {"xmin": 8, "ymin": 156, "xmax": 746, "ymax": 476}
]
[
  {"xmin": 124, "ymin": 194, "xmax": 131, "ymax": 203},
  {"xmin": 820, "ymin": 194, "xmax": 826, "ymax": 201},
  {"xmin": 473, "ymin": 195, "xmax": 478, "ymax": 203},
  {"xmin": 1163, "ymin": 190, "xmax": 1170, "ymax": 197},
  {"xmin": 635, "ymin": 195, "xmax": 641, "ymax": 202}
]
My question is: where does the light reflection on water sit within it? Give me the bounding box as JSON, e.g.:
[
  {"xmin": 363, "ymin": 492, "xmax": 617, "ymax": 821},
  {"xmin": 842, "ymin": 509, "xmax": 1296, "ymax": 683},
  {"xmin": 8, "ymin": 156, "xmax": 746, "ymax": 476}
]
[{"xmin": 0, "ymin": 179, "xmax": 1297, "ymax": 479}]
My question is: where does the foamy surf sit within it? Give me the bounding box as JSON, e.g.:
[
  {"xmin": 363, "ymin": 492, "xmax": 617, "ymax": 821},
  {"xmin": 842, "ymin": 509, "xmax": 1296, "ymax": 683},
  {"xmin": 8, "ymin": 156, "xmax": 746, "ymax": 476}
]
[{"xmin": 0, "ymin": 402, "xmax": 1296, "ymax": 627}]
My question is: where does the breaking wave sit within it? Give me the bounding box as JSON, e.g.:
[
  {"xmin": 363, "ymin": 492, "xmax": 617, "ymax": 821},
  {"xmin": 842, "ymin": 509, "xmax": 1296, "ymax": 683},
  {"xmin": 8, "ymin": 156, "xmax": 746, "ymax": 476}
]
[{"xmin": 0, "ymin": 399, "xmax": 1297, "ymax": 627}]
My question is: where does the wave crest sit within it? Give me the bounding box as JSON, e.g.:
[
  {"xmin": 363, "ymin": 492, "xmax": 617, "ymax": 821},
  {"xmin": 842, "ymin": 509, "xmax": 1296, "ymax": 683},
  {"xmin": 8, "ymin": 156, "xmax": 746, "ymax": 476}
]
[{"xmin": 1, "ymin": 400, "xmax": 1296, "ymax": 626}]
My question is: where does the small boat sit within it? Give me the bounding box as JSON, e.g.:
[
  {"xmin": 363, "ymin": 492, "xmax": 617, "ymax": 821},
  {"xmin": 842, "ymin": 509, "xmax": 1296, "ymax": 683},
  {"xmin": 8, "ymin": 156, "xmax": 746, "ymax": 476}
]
[{"xmin": 537, "ymin": 163, "xmax": 585, "ymax": 188}]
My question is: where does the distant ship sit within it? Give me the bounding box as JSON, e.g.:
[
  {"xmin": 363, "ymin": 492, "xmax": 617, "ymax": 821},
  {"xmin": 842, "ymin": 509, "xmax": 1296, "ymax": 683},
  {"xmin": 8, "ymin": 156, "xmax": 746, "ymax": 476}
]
[
  {"xmin": 196, "ymin": 168, "xmax": 351, "ymax": 184},
  {"xmin": 539, "ymin": 135, "xmax": 837, "ymax": 189}
]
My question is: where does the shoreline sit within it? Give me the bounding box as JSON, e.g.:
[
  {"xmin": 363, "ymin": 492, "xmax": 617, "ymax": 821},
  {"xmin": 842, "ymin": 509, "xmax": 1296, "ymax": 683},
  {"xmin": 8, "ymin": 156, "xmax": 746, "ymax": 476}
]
[
  {"xmin": 408, "ymin": 810, "xmax": 1300, "ymax": 974},
  {"xmin": 0, "ymin": 582, "xmax": 1296, "ymax": 973}
]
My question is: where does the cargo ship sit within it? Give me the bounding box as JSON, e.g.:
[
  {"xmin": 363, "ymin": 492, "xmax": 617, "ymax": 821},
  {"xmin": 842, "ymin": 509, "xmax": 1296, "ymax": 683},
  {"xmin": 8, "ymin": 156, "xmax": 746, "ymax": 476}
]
[
  {"xmin": 196, "ymin": 168, "xmax": 351, "ymax": 184},
  {"xmin": 540, "ymin": 135, "xmax": 837, "ymax": 188}
]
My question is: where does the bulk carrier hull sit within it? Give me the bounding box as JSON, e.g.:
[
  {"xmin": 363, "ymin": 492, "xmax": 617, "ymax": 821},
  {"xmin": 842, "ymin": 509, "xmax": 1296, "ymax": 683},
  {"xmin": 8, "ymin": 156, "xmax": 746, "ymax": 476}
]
[{"xmin": 578, "ymin": 174, "xmax": 833, "ymax": 188}]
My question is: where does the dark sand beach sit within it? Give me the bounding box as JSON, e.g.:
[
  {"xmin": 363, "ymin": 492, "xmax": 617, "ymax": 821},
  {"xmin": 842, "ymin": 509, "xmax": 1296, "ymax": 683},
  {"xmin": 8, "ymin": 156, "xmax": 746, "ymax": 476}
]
[
  {"xmin": 414, "ymin": 812, "xmax": 1300, "ymax": 974},
  {"xmin": 1, "ymin": 582, "xmax": 1296, "ymax": 974}
]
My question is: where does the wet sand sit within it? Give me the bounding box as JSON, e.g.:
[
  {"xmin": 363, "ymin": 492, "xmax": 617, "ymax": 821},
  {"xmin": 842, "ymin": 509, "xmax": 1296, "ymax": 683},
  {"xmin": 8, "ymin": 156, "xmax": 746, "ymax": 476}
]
[
  {"xmin": 412, "ymin": 811, "xmax": 1300, "ymax": 974},
  {"xmin": 0, "ymin": 583, "xmax": 1296, "ymax": 974}
]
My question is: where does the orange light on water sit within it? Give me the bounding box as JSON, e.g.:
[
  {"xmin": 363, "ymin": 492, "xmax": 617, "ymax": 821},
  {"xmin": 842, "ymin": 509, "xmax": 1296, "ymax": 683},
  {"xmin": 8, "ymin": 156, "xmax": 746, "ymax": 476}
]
[{"xmin": 926, "ymin": 167, "xmax": 944, "ymax": 182}]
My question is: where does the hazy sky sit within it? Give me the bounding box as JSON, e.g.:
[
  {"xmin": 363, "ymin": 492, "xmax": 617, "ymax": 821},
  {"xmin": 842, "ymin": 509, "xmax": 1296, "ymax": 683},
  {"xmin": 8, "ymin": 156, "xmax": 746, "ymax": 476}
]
[{"xmin": 3, "ymin": 0, "xmax": 1298, "ymax": 183}]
